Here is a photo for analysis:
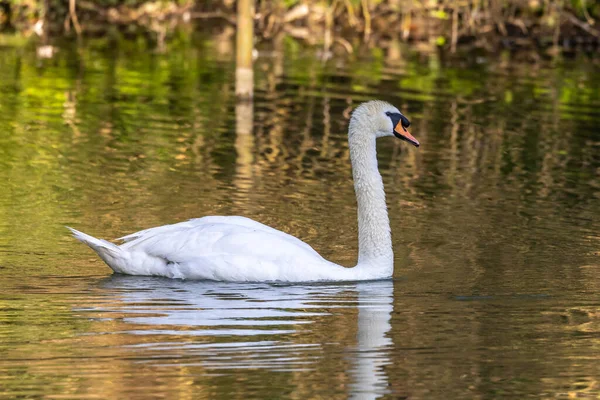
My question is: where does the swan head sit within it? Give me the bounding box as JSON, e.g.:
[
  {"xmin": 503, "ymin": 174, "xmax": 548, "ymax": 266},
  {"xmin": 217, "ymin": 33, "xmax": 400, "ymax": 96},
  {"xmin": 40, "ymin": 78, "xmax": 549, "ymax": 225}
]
[{"xmin": 350, "ymin": 100, "xmax": 419, "ymax": 147}]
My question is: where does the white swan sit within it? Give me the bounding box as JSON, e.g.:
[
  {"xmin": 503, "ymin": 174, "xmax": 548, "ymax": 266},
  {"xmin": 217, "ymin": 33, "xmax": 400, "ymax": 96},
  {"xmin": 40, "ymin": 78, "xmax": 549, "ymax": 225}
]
[{"xmin": 69, "ymin": 100, "xmax": 419, "ymax": 282}]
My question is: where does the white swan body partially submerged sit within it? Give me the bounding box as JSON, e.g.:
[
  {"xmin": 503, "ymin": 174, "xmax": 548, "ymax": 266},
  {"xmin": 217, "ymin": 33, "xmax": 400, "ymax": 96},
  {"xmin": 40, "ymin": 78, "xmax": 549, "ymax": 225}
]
[{"xmin": 70, "ymin": 100, "xmax": 419, "ymax": 282}]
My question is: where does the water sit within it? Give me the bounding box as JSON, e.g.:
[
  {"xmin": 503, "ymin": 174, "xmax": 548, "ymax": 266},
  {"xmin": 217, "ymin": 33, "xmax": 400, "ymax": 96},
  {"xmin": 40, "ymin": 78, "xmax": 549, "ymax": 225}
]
[{"xmin": 0, "ymin": 34, "xmax": 599, "ymax": 399}]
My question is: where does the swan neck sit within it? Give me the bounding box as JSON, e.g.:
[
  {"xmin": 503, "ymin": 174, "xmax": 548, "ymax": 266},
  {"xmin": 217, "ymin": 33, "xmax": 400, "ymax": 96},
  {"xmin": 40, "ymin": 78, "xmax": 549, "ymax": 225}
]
[{"xmin": 348, "ymin": 122, "xmax": 393, "ymax": 274}]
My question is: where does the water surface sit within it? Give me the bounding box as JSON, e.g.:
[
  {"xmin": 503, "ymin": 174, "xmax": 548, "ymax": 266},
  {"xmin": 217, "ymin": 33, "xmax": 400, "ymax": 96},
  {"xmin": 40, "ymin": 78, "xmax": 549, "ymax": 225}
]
[{"xmin": 0, "ymin": 36, "xmax": 599, "ymax": 399}]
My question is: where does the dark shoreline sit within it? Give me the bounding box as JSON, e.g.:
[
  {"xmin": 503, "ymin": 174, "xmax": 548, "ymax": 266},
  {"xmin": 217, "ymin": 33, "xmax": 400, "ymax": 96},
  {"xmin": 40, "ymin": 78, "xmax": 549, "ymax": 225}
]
[{"xmin": 1, "ymin": 0, "xmax": 600, "ymax": 56}]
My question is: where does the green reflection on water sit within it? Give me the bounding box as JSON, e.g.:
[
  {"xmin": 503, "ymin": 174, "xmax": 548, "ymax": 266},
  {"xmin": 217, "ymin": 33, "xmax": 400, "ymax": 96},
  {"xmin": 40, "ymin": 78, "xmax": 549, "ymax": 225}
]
[{"xmin": 0, "ymin": 32, "xmax": 599, "ymax": 399}]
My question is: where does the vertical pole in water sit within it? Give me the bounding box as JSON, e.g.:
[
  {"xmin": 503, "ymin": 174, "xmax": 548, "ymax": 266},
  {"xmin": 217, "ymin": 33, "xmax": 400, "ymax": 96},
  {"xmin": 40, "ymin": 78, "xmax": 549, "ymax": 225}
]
[{"xmin": 236, "ymin": 0, "xmax": 254, "ymax": 99}]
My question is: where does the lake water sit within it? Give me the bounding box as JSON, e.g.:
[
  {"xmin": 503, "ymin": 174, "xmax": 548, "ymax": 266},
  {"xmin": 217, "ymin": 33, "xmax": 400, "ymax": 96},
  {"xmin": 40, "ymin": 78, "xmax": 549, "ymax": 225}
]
[{"xmin": 0, "ymin": 34, "xmax": 599, "ymax": 399}]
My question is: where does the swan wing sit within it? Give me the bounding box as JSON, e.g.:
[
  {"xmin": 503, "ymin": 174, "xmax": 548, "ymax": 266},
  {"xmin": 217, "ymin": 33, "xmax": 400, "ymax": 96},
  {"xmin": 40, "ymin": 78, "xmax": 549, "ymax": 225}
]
[
  {"xmin": 120, "ymin": 216, "xmax": 323, "ymax": 263},
  {"xmin": 117, "ymin": 218, "xmax": 208, "ymax": 243},
  {"xmin": 120, "ymin": 216, "xmax": 296, "ymax": 243}
]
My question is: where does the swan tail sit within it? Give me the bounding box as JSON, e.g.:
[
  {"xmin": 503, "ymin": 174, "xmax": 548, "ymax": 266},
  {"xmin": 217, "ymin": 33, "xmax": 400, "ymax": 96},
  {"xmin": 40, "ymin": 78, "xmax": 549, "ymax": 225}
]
[{"xmin": 67, "ymin": 227, "xmax": 129, "ymax": 273}]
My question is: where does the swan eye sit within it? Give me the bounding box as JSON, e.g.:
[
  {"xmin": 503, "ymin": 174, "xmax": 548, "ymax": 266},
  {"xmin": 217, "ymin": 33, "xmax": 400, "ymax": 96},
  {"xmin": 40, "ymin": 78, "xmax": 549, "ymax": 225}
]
[
  {"xmin": 386, "ymin": 112, "xmax": 411, "ymax": 129},
  {"xmin": 400, "ymin": 115, "xmax": 411, "ymax": 128}
]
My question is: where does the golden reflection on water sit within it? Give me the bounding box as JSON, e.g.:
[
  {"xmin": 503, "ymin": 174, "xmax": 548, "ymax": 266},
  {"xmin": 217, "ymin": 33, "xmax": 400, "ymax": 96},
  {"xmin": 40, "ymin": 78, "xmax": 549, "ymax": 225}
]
[{"xmin": 0, "ymin": 31, "xmax": 599, "ymax": 399}]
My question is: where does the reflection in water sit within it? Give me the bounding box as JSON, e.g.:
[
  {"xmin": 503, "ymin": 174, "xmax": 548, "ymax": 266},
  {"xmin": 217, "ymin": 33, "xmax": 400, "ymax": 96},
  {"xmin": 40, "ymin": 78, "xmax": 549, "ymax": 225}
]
[
  {"xmin": 93, "ymin": 276, "xmax": 392, "ymax": 399},
  {"xmin": 235, "ymin": 100, "xmax": 255, "ymax": 201},
  {"xmin": 0, "ymin": 30, "xmax": 599, "ymax": 399},
  {"xmin": 351, "ymin": 282, "xmax": 393, "ymax": 400}
]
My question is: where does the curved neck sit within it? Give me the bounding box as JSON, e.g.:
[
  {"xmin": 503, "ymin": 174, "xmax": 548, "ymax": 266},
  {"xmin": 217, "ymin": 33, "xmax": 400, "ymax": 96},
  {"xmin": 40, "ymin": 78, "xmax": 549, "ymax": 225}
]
[{"xmin": 348, "ymin": 122, "xmax": 393, "ymax": 275}]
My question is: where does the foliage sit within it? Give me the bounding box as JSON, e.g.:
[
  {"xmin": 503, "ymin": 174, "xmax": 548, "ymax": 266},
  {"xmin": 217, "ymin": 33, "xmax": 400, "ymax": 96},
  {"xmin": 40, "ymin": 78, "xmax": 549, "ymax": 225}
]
[{"xmin": 0, "ymin": 0, "xmax": 599, "ymax": 53}]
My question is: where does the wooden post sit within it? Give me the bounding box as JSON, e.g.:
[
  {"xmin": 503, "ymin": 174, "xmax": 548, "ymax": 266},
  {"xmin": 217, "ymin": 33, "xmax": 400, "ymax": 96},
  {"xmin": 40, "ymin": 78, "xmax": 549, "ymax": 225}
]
[{"xmin": 236, "ymin": 0, "xmax": 254, "ymax": 99}]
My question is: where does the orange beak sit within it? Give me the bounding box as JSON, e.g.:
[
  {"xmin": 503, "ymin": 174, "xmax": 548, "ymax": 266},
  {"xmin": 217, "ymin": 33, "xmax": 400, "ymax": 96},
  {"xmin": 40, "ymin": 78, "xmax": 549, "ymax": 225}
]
[{"xmin": 394, "ymin": 122, "xmax": 420, "ymax": 147}]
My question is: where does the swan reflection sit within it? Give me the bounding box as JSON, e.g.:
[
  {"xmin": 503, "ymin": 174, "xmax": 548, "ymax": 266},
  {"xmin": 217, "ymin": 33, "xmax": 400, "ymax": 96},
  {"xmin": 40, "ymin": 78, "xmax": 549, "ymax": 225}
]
[
  {"xmin": 351, "ymin": 282, "xmax": 394, "ymax": 399},
  {"xmin": 90, "ymin": 277, "xmax": 393, "ymax": 398}
]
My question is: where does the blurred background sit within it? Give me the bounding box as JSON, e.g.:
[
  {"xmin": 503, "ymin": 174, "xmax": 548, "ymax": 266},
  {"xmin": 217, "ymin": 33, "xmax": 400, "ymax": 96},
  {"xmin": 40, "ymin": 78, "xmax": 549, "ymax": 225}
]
[
  {"xmin": 0, "ymin": 1, "xmax": 599, "ymax": 399},
  {"xmin": 2, "ymin": 0, "xmax": 600, "ymax": 53}
]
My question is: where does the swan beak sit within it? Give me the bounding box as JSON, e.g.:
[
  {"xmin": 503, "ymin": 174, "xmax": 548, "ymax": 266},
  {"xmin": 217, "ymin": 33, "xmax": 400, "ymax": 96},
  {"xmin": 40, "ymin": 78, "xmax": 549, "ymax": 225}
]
[{"xmin": 394, "ymin": 123, "xmax": 420, "ymax": 147}]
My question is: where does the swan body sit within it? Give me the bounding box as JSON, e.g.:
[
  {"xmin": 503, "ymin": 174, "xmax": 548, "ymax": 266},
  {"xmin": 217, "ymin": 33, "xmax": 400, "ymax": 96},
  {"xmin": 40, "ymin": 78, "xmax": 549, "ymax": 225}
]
[
  {"xmin": 70, "ymin": 100, "xmax": 419, "ymax": 282},
  {"xmin": 70, "ymin": 217, "xmax": 367, "ymax": 281}
]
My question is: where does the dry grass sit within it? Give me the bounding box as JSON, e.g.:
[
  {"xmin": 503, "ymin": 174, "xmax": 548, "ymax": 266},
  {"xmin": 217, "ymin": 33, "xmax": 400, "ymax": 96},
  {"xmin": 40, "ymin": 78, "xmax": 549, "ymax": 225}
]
[{"xmin": 1, "ymin": 0, "xmax": 599, "ymax": 53}]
